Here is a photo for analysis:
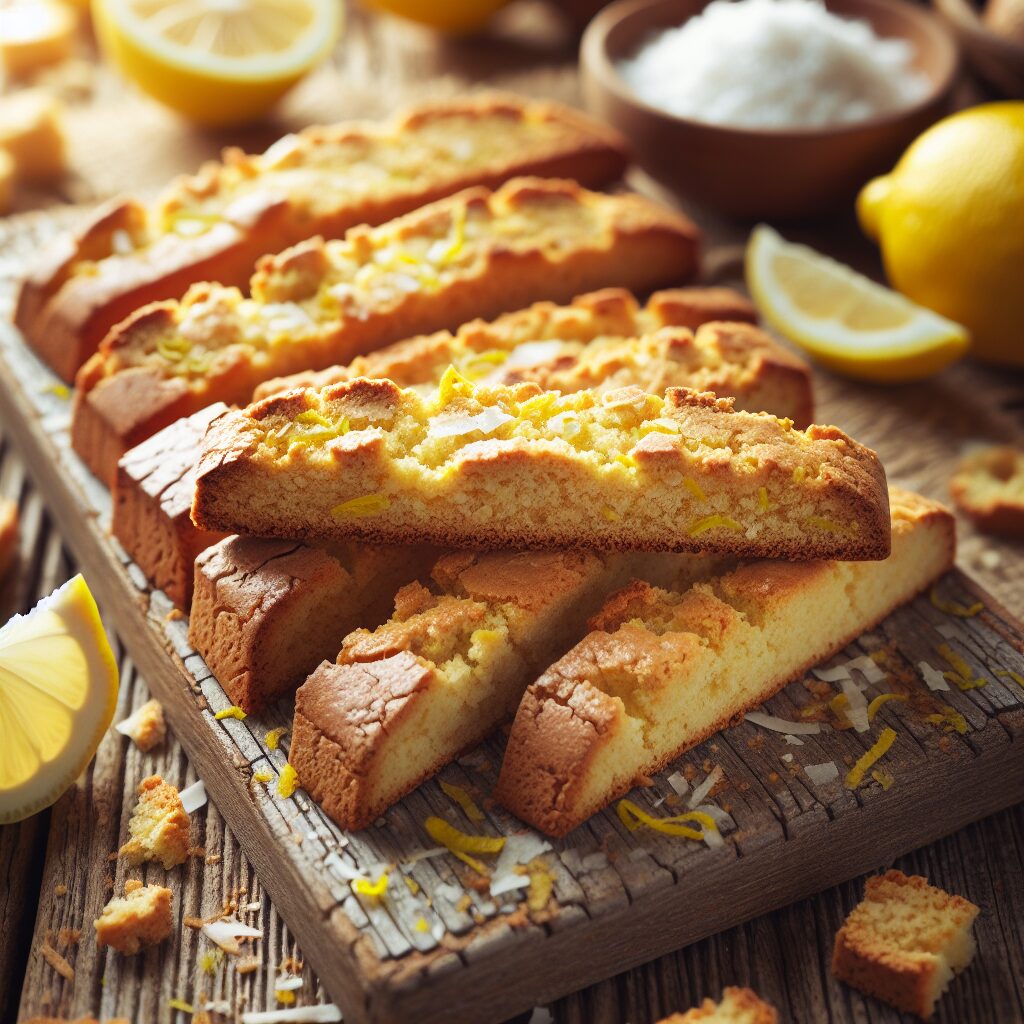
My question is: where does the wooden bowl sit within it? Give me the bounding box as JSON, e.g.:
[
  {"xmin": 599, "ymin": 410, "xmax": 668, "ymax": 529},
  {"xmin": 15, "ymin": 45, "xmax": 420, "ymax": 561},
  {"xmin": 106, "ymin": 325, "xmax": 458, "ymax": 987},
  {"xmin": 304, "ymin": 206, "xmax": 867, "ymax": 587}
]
[
  {"xmin": 933, "ymin": 0, "xmax": 1024, "ymax": 97},
  {"xmin": 581, "ymin": 0, "xmax": 960, "ymax": 219}
]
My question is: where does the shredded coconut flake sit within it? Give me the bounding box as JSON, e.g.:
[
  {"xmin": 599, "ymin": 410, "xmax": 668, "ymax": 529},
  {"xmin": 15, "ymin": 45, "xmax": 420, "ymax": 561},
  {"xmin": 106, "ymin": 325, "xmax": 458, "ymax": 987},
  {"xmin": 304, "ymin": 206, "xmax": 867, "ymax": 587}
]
[
  {"xmin": 503, "ymin": 340, "xmax": 566, "ymax": 369},
  {"xmin": 919, "ymin": 661, "xmax": 951, "ymax": 692},
  {"xmin": 745, "ymin": 712, "xmax": 822, "ymax": 735},
  {"xmin": 846, "ymin": 655, "xmax": 885, "ymax": 684},
  {"xmin": 688, "ymin": 764, "xmax": 723, "ymax": 808},
  {"xmin": 783, "ymin": 734, "xmax": 805, "ymax": 746},
  {"xmin": 490, "ymin": 834, "xmax": 552, "ymax": 898},
  {"xmin": 804, "ymin": 761, "xmax": 840, "ymax": 786},
  {"xmin": 813, "ymin": 665, "xmax": 853, "ymax": 683},
  {"xmin": 240, "ymin": 1007, "xmax": 342, "ymax": 1023},
  {"xmin": 428, "ymin": 406, "xmax": 514, "ymax": 438},
  {"xmin": 618, "ymin": 0, "xmax": 929, "ymax": 129},
  {"xmin": 179, "ymin": 780, "xmax": 207, "ymax": 814},
  {"xmin": 666, "ymin": 771, "xmax": 689, "ymax": 796},
  {"xmin": 840, "ymin": 678, "xmax": 870, "ymax": 733},
  {"xmin": 202, "ymin": 917, "xmax": 263, "ymax": 954}
]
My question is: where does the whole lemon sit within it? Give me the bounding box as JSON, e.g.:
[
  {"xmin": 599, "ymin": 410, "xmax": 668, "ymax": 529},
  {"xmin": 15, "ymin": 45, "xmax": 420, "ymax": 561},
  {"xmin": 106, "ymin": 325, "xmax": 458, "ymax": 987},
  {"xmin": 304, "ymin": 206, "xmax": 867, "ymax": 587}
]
[
  {"xmin": 363, "ymin": 0, "xmax": 510, "ymax": 33},
  {"xmin": 857, "ymin": 102, "xmax": 1024, "ymax": 368}
]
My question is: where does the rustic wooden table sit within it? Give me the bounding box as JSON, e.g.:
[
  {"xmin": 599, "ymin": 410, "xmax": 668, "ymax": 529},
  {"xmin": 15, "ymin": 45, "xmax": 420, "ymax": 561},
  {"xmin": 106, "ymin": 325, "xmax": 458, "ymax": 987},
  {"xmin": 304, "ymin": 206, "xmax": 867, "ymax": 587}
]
[{"xmin": 0, "ymin": 5, "xmax": 1022, "ymax": 1023}]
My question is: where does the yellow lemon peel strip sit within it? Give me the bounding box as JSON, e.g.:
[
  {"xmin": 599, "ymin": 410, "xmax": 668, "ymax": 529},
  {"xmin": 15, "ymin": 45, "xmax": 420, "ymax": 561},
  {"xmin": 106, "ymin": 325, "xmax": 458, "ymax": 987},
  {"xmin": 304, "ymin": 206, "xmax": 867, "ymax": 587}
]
[
  {"xmin": 997, "ymin": 670, "xmax": 1024, "ymax": 688},
  {"xmin": 264, "ymin": 727, "xmax": 288, "ymax": 750},
  {"xmin": 866, "ymin": 693, "xmax": 908, "ymax": 721},
  {"xmin": 277, "ymin": 763, "xmax": 300, "ymax": 798},
  {"xmin": 439, "ymin": 781, "xmax": 485, "ymax": 823},
  {"xmin": 930, "ymin": 586, "xmax": 984, "ymax": 618},
  {"xmin": 925, "ymin": 706, "xmax": 968, "ymax": 734},
  {"xmin": 616, "ymin": 798, "xmax": 717, "ymax": 841},
  {"xmin": 352, "ymin": 873, "xmax": 389, "ymax": 899},
  {"xmin": 937, "ymin": 644, "xmax": 988, "ymax": 690},
  {"xmin": 526, "ymin": 859, "xmax": 555, "ymax": 912},
  {"xmin": 214, "ymin": 705, "xmax": 247, "ymax": 720},
  {"xmin": 845, "ymin": 727, "xmax": 897, "ymax": 789},
  {"xmin": 424, "ymin": 816, "xmax": 504, "ymax": 875}
]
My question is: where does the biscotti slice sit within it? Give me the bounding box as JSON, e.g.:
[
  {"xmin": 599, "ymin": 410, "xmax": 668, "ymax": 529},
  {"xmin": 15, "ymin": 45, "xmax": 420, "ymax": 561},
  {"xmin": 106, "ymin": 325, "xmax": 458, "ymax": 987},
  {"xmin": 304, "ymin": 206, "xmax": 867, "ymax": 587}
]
[
  {"xmin": 189, "ymin": 535, "xmax": 438, "ymax": 714},
  {"xmin": 832, "ymin": 870, "xmax": 979, "ymax": 1020},
  {"xmin": 0, "ymin": 497, "xmax": 18, "ymax": 580},
  {"xmin": 949, "ymin": 444, "xmax": 1024, "ymax": 537},
  {"xmin": 19, "ymin": 92, "xmax": 628, "ymax": 381},
  {"xmin": 658, "ymin": 988, "xmax": 779, "ymax": 1023},
  {"xmin": 118, "ymin": 775, "xmax": 191, "ymax": 869},
  {"xmin": 94, "ymin": 883, "xmax": 173, "ymax": 955},
  {"xmin": 291, "ymin": 548, "xmax": 722, "ymax": 830},
  {"xmin": 73, "ymin": 177, "xmax": 700, "ymax": 484},
  {"xmin": 256, "ymin": 287, "xmax": 813, "ymax": 427},
  {"xmin": 193, "ymin": 376, "xmax": 889, "ymax": 560},
  {"xmin": 112, "ymin": 403, "xmax": 232, "ymax": 610},
  {"xmin": 494, "ymin": 489, "xmax": 955, "ymax": 836}
]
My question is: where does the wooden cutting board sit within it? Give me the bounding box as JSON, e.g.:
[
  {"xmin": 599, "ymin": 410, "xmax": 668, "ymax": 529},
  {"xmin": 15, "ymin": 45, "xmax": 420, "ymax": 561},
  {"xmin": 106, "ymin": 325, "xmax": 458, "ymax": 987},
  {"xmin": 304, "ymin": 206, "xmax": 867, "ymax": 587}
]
[{"xmin": 1, "ymin": 208, "xmax": 1022, "ymax": 1024}]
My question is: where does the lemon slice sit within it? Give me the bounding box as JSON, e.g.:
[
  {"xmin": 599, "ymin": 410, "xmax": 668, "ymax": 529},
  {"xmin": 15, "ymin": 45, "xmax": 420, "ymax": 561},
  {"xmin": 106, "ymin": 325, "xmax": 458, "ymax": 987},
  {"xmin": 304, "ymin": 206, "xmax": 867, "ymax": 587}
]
[
  {"xmin": 0, "ymin": 575, "xmax": 119, "ymax": 824},
  {"xmin": 93, "ymin": 0, "xmax": 341, "ymax": 126},
  {"xmin": 746, "ymin": 224, "xmax": 969, "ymax": 383}
]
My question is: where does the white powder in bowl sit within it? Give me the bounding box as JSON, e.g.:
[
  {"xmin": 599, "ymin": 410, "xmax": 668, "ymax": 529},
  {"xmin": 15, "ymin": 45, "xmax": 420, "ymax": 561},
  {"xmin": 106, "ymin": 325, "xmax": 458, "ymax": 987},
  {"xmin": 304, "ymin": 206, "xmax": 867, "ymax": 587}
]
[{"xmin": 618, "ymin": 0, "xmax": 930, "ymax": 129}]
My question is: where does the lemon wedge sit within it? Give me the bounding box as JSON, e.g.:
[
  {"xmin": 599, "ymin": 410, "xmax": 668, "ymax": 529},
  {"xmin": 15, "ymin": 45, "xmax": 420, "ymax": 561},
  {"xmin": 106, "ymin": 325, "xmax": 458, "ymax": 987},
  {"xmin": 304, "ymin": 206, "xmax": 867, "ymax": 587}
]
[
  {"xmin": 0, "ymin": 575, "xmax": 119, "ymax": 823},
  {"xmin": 746, "ymin": 224, "xmax": 969, "ymax": 383},
  {"xmin": 93, "ymin": 0, "xmax": 341, "ymax": 126}
]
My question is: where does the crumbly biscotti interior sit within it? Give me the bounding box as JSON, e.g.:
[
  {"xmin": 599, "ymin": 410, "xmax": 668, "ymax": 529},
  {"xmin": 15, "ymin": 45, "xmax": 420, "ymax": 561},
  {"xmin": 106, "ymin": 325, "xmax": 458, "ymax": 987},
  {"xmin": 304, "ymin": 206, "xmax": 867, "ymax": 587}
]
[
  {"xmin": 83, "ymin": 178, "xmax": 690, "ymax": 388},
  {"xmin": 255, "ymin": 289, "xmax": 812, "ymax": 425},
  {"xmin": 832, "ymin": 870, "xmax": 979, "ymax": 1020},
  {"xmin": 291, "ymin": 548, "xmax": 723, "ymax": 830},
  {"xmin": 493, "ymin": 489, "xmax": 955, "ymax": 836},
  {"xmin": 657, "ymin": 986, "xmax": 780, "ymax": 1023},
  {"xmin": 193, "ymin": 371, "xmax": 888, "ymax": 559}
]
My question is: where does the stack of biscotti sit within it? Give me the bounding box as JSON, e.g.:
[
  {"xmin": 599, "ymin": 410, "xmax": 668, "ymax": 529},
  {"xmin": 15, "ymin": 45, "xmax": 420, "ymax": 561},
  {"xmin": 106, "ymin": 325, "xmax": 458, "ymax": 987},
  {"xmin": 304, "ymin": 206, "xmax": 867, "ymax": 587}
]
[
  {"xmin": 17, "ymin": 92, "xmax": 629, "ymax": 382},
  {"xmin": 111, "ymin": 286, "xmax": 812, "ymax": 613},
  {"xmin": 186, "ymin": 375, "xmax": 958, "ymax": 836},
  {"xmin": 73, "ymin": 177, "xmax": 701, "ymax": 484}
]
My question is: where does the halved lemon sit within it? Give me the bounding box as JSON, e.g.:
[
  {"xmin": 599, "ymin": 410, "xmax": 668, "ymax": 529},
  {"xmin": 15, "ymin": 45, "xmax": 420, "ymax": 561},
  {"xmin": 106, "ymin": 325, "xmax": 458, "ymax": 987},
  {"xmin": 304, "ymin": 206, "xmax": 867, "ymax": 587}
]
[
  {"xmin": 93, "ymin": 0, "xmax": 342, "ymax": 126},
  {"xmin": 0, "ymin": 575, "xmax": 119, "ymax": 824},
  {"xmin": 746, "ymin": 224, "xmax": 970, "ymax": 383}
]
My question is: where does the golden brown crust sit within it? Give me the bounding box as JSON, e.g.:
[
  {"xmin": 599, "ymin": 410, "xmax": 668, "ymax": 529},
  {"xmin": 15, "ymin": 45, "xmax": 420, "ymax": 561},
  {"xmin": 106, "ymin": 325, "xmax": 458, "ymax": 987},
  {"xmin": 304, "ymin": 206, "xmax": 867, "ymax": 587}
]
[
  {"xmin": 188, "ymin": 535, "xmax": 436, "ymax": 713},
  {"xmin": 72, "ymin": 178, "xmax": 700, "ymax": 484},
  {"xmin": 112, "ymin": 403, "xmax": 231, "ymax": 609},
  {"xmin": 289, "ymin": 547, "xmax": 688, "ymax": 830},
  {"xmin": 494, "ymin": 489, "xmax": 956, "ymax": 836},
  {"xmin": 831, "ymin": 870, "xmax": 979, "ymax": 1020},
  {"xmin": 192, "ymin": 380, "xmax": 887, "ymax": 561},
  {"xmin": 657, "ymin": 987, "xmax": 780, "ymax": 1023},
  {"xmin": 19, "ymin": 92, "xmax": 629, "ymax": 381},
  {"xmin": 94, "ymin": 884, "xmax": 173, "ymax": 956},
  {"xmin": 949, "ymin": 445, "xmax": 1024, "ymax": 537}
]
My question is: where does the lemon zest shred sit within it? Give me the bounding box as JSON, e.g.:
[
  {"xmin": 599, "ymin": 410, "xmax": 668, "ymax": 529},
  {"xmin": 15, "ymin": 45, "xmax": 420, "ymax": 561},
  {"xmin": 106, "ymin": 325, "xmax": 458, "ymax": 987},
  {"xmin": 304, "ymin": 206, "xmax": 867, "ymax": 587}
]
[
  {"xmin": 352, "ymin": 872, "xmax": 389, "ymax": 899},
  {"xmin": 252, "ymin": 770, "xmax": 273, "ymax": 784},
  {"xmin": 930, "ymin": 586, "xmax": 984, "ymax": 618},
  {"xmin": 275, "ymin": 989, "xmax": 297, "ymax": 1005},
  {"xmin": 424, "ymin": 816, "xmax": 504, "ymax": 875},
  {"xmin": 871, "ymin": 768, "xmax": 895, "ymax": 790},
  {"xmin": 867, "ymin": 693, "xmax": 908, "ymax": 721},
  {"xmin": 415, "ymin": 916, "xmax": 430, "ymax": 933},
  {"xmin": 805, "ymin": 515, "xmax": 856, "ymax": 535},
  {"xmin": 277, "ymin": 763, "xmax": 300, "ymax": 798},
  {"xmin": 757, "ymin": 486, "xmax": 771, "ymax": 511},
  {"xmin": 683, "ymin": 478, "xmax": 706, "ymax": 501},
  {"xmin": 439, "ymin": 781, "xmax": 485, "ymax": 823},
  {"xmin": 925, "ymin": 706, "xmax": 968, "ymax": 734},
  {"xmin": 437, "ymin": 365, "xmax": 475, "ymax": 404},
  {"xmin": 526, "ymin": 859, "xmax": 555, "ymax": 912},
  {"xmin": 792, "ymin": 465, "xmax": 807, "ymax": 483},
  {"xmin": 997, "ymin": 669, "xmax": 1024, "ymax": 688},
  {"xmin": 688, "ymin": 514, "xmax": 741, "ymax": 537},
  {"xmin": 215, "ymin": 705, "xmax": 247, "ymax": 721},
  {"xmin": 199, "ymin": 947, "xmax": 224, "ymax": 975},
  {"xmin": 601, "ymin": 506, "xmax": 621, "ymax": 522},
  {"xmin": 44, "ymin": 383, "xmax": 70, "ymax": 399},
  {"xmin": 616, "ymin": 798, "xmax": 717, "ymax": 841},
  {"xmin": 265, "ymin": 727, "xmax": 288, "ymax": 750},
  {"xmin": 404, "ymin": 875, "xmax": 420, "ymax": 896},
  {"xmin": 614, "ymin": 454, "xmax": 637, "ymax": 470},
  {"xmin": 845, "ymin": 727, "xmax": 897, "ymax": 789},
  {"xmin": 331, "ymin": 493, "xmax": 390, "ymax": 519},
  {"xmin": 937, "ymin": 643, "xmax": 988, "ymax": 690},
  {"xmin": 168, "ymin": 998, "xmax": 195, "ymax": 1013}
]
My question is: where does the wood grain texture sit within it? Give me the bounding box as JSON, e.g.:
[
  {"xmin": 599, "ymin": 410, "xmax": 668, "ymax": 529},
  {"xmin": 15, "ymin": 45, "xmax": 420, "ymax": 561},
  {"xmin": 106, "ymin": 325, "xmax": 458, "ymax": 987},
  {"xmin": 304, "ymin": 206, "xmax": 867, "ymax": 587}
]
[{"xmin": 2, "ymin": 5, "xmax": 1023, "ymax": 1021}]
